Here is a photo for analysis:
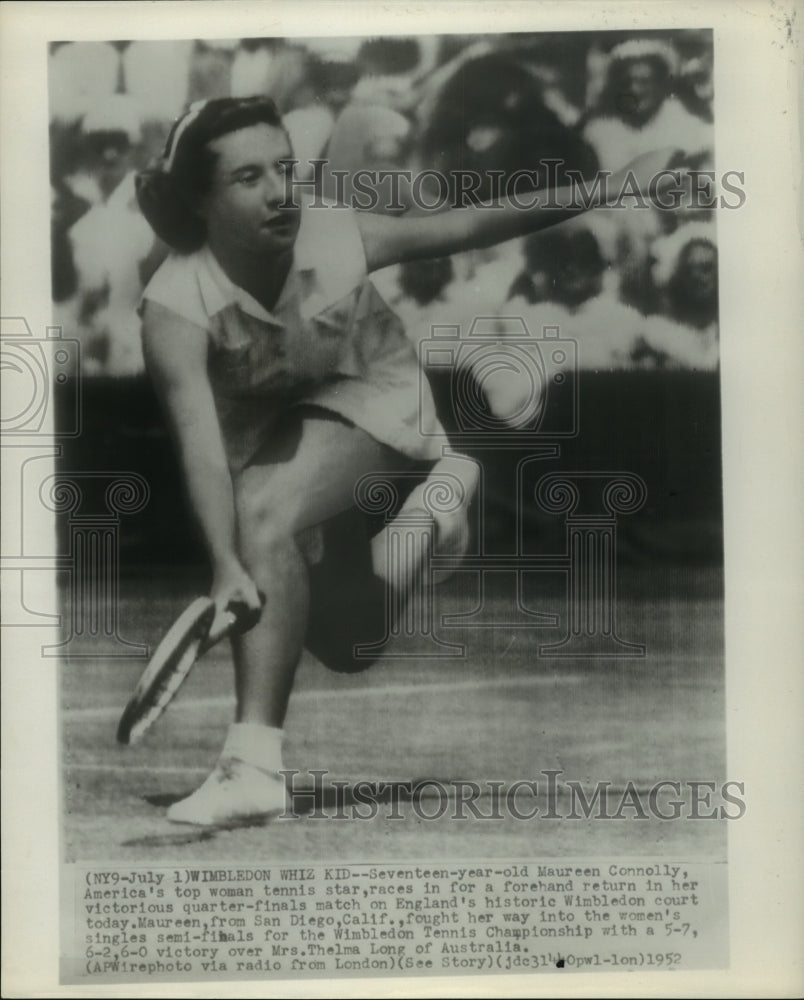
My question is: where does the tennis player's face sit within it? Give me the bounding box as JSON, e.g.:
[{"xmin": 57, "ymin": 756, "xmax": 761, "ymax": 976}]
[{"xmin": 201, "ymin": 124, "xmax": 301, "ymax": 255}]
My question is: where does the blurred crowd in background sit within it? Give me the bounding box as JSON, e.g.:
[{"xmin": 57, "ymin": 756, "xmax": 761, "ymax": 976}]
[{"xmin": 49, "ymin": 31, "xmax": 717, "ymax": 381}]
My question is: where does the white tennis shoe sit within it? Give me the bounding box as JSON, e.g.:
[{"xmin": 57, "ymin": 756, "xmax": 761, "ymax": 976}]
[{"xmin": 167, "ymin": 757, "xmax": 287, "ymax": 826}]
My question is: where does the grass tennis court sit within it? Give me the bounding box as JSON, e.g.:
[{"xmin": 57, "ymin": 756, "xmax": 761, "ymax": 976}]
[{"xmin": 61, "ymin": 565, "xmax": 726, "ymax": 863}]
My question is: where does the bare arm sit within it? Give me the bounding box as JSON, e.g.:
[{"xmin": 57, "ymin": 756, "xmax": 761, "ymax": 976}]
[
  {"xmin": 357, "ymin": 147, "xmax": 680, "ymax": 272},
  {"xmin": 141, "ymin": 302, "xmax": 261, "ymax": 615}
]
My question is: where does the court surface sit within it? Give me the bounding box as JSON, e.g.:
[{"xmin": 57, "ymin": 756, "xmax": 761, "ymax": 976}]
[{"xmin": 61, "ymin": 565, "xmax": 726, "ymax": 863}]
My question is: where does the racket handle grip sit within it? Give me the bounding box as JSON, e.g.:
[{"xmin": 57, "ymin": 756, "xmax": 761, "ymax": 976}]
[
  {"xmin": 201, "ymin": 593, "xmax": 266, "ymax": 652},
  {"xmin": 204, "ymin": 610, "xmax": 237, "ymax": 649}
]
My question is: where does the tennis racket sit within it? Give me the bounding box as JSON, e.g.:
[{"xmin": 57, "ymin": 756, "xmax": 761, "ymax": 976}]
[{"xmin": 116, "ymin": 597, "xmax": 251, "ymax": 746}]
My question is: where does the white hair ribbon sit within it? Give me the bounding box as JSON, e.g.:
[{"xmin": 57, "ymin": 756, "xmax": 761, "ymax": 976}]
[{"xmin": 162, "ymin": 100, "xmax": 208, "ymax": 174}]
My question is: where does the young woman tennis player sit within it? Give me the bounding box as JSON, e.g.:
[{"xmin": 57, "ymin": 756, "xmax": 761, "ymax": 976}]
[{"xmin": 137, "ymin": 96, "xmax": 677, "ymax": 825}]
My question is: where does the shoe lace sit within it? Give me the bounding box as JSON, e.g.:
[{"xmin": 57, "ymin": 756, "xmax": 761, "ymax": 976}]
[
  {"xmin": 214, "ymin": 758, "xmax": 242, "ymax": 783},
  {"xmin": 213, "ymin": 757, "xmax": 280, "ymax": 785}
]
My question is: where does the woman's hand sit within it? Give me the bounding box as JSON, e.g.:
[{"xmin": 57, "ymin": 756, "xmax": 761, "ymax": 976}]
[{"xmin": 210, "ymin": 555, "xmax": 265, "ymax": 639}]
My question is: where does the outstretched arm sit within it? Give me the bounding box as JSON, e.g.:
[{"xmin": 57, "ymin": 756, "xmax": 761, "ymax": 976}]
[
  {"xmin": 141, "ymin": 302, "xmax": 262, "ymax": 618},
  {"xmin": 356, "ymin": 147, "xmax": 680, "ymax": 273}
]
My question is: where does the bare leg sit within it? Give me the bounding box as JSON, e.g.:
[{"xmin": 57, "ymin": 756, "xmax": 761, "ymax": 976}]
[
  {"xmin": 232, "ymin": 535, "xmax": 310, "ymax": 728},
  {"xmin": 167, "ymin": 416, "xmax": 397, "ymax": 825},
  {"xmin": 167, "ymin": 418, "xmax": 478, "ymax": 825},
  {"xmin": 231, "ymin": 417, "xmax": 396, "ymax": 728}
]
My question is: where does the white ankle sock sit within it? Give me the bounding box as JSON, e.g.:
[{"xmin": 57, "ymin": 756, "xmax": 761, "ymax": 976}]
[{"xmin": 221, "ymin": 723, "xmax": 284, "ymax": 773}]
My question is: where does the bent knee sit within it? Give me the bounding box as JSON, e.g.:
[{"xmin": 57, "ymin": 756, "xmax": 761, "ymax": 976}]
[
  {"xmin": 237, "ymin": 475, "xmax": 287, "ymax": 538},
  {"xmin": 236, "ymin": 498, "xmax": 324, "ymax": 571}
]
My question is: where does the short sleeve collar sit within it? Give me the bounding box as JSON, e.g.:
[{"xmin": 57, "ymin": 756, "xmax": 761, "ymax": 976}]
[{"xmin": 143, "ymin": 199, "xmax": 368, "ymax": 329}]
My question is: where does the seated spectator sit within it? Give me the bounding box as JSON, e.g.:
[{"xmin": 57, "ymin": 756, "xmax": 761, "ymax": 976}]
[
  {"xmin": 617, "ymin": 146, "xmax": 717, "ymax": 315},
  {"xmin": 67, "ymin": 96, "xmax": 161, "ymax": 376},
  {"xmin": 632, "ymin": 223, "xmax": 719, "ymax": 370},
  {"xmin": 372, "ymin": 238, "xmax": 525, "ymax": 340},
  {"xmin": 505, "ymin": 228, "xmax": 646, "ymax": 371},
  {"xmin": 581, "ymin": 39, "xmax": 711, "ymax": 171},
  {"xmin": 581, "ymin": 40, "xmax": 714, "ymax": 316},
  {"xmin": 507, "ymin": 228, "xmax": 607, "ymax": 307}
]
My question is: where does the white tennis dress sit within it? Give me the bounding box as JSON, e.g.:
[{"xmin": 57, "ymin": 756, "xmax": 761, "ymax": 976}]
[{"xmin": 141, "ymin": 200, "xmax": 446, "ymax": 472}]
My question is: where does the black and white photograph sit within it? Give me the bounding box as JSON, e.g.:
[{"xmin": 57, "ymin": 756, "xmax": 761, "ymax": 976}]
[{"xmin": 1, "ymin": 1, "xmax": 802, "ymax": 997}]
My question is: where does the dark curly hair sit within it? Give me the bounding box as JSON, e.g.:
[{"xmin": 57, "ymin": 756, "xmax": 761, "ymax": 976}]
[{"xmin": 136, "ymin": 97, "xmax": 287, "ymax": 254}]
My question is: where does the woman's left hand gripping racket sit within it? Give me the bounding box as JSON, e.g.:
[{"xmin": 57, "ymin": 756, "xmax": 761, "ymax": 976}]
[{"xmin": 116, "ymin": 595, "xmax": 261, "ymax": 746}]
